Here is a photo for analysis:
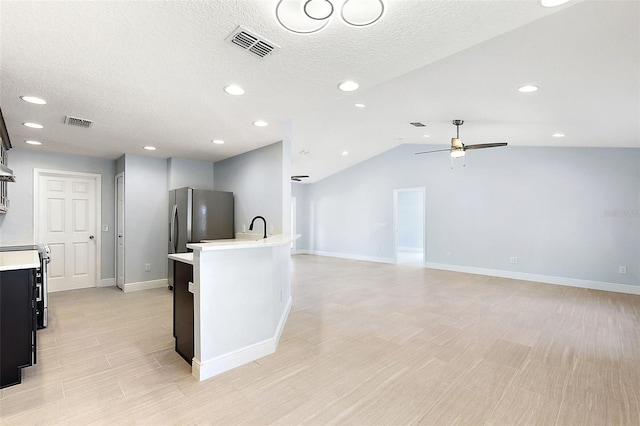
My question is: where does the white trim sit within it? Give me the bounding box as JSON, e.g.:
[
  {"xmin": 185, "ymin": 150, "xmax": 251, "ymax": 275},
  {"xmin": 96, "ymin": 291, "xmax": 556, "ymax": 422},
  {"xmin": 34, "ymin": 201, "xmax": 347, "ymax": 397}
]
[
  {"xmin": 99, "ymin": 278, "xmax": 116, "ymax": 287},
  {"xmin": 123, "ymin": 278, "xmax": 168, "ymax": 293},
  {"xmin": 298, "ymin": 249, "xmax": 395, "ymax": 264},
  {"xmin": 425, "ymin": 262, "xmax": 640, "ymax": 296},
  {"xmin": 192, "ymin": 296, "xmax": 293, "ymax": 381},
  {"xmin": 34, "ymin": 168, "xmax": 102, "ymax": 289},
  {"xmin": 115, "ymin": 172, "xmax": 125, "ymax": 290}
]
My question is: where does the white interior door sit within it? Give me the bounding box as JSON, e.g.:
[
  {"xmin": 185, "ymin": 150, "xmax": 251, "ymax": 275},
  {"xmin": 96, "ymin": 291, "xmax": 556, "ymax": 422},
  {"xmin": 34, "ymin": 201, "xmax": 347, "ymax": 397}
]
[
  {"xmin": 38, "ymin": 174, "xmax": 97, "ymax": 292},
  {"xmin": 116, "ymin": 173, "xmax": 125, "ymax": 289}
]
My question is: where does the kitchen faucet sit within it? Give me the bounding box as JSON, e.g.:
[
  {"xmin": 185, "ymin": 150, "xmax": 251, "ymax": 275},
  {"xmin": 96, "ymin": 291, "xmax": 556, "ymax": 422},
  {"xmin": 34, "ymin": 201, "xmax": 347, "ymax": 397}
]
[{"xmin": 249, "ymin": 216, "xmax": 267, "ymax": 239}]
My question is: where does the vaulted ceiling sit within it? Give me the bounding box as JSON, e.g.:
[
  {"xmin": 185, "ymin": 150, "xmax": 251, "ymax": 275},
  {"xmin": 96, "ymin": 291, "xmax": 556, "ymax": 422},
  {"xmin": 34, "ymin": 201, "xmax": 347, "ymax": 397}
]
[{"xmin": 1, "ymin": 0, "xmax": 638, "ymax": 182}]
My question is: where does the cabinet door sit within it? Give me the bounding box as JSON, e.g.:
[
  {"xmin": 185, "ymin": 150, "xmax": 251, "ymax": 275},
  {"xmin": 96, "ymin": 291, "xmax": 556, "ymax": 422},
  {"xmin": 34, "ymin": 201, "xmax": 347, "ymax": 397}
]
[
  {"xmin": 173, "ymin": 261, "xmax": 194, "ymax": 365},
  {"xmin": 0, "ymin": 269, "xmax": 35, "ymax": 388}
]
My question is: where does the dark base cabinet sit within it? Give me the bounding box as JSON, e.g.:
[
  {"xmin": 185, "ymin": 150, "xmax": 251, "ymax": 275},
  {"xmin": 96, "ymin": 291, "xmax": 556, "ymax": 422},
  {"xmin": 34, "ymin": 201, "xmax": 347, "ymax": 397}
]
[
  {"xmin": 173, "ymin": 261, "xmax": 194, "ymax": 365},
  {"xmin": 0, "ymin": 269, "xmax": 36, "ymax": 389}
]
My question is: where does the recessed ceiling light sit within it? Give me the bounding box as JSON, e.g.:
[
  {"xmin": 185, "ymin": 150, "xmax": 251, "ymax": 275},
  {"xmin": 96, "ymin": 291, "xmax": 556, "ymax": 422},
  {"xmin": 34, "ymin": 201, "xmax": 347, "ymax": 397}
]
[
  {"xmin": 338, "ymin": 81, "xmax": 359, "ymax": 92},
  {"xmin": 224, "ymin": 85, "xmax": 245, "ymax": 96},
  {"xmin": 354, "ymin": 103, "xmax": 365, "ymax": 108},
  {"xmin": 541, "ymin": 0, "xmax": 570, "ymax": 7},
  {"xmin": 212, "ymin": 139, "xmax": 225, "ymax": 145},
  {"xmin": 20, "ymin": 96, "xmax": 47, "ymax": 105},
  {"xmin": 552, "ymin": 133, "xmax": 566, "ymax": 138},
  {"xmin": 518, "ymin": 85, "xmax": 539, "ymax": 93},
  {"xmin": 422, "ymin": 134, "xmax": 430, "ymax": 138},
  {"xmin": 25, "ymin": 140, "xmax": 42, "ymax": 145},
  {"xmin": 23, "ymin": 122, "xmax": 43, "ymax": 129},
  {"xmin": 342, "ymin": 150, "xmax": 349, "ymax": 156},
  {"xmin": 143, "ymin": 146, "xmax": 157, "ymax": 151},
  {"xmin": 253, "ymin": 120, "xmax": 268, "ymax": 127}
]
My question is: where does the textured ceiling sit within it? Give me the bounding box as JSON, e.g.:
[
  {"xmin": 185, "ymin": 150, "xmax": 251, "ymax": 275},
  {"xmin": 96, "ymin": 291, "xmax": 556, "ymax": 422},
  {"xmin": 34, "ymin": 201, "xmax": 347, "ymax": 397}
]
[{"xmin": 1, "ymin": 0, "xmax": 638, "ymax": 182}]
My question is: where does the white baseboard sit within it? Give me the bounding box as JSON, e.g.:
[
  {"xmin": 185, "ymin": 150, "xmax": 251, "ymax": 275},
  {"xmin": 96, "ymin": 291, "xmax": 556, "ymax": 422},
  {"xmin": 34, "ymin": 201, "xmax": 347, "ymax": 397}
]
[
  {"xmin": 123, "ymin": 278, "xmax": 168, "ymax": 293},
  {"xmin": 99, "ymin": 278, "xmax": 115, "ymax": 287},
  {"xmin": 426, "ymin": 262, "xmax": 640, "ymax": 296},
  {"xmin": 298, "ymin": 249, "xmax": 395, "ymax": 264},
  {"xmin": 398, "ymin": 247, "xmax": 422, "ymax": 253},
  {"xmin": 192, "ymin": 296, "xmax": 293, "ymax": 381}
]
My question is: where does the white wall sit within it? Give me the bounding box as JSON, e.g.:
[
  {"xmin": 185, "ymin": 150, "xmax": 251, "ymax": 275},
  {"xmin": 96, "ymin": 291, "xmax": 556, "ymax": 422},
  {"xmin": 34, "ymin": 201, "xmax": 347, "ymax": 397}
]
[
  {"xmin": 214, "ymin": 141, "xmax": 286, "ymax": 235},
  {"xmin": 300, "ymin": 145, "xmax": 640, "ymax": 287},
  {"xmin": 397, "ymin": 190, "xmax": 423, "ymax": 251},
  {"xmin": 0, "ymin": 148, "xmax": 116, "ymax": 280}
]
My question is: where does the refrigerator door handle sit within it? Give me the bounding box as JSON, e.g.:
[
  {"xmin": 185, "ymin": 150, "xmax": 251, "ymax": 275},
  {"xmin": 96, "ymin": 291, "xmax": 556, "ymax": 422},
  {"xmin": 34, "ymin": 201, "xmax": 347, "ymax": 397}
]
[{"xmin": 170, "ymin": 204, "xmax": 178, "ymax": 252}]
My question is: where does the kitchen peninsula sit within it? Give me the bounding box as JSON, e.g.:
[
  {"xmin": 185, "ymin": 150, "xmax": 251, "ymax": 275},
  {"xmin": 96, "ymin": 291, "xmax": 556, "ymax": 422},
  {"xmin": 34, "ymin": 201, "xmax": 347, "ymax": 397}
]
[{"xmin": 168, "ymin": 234, "xmax": 299, "ymax": 381}]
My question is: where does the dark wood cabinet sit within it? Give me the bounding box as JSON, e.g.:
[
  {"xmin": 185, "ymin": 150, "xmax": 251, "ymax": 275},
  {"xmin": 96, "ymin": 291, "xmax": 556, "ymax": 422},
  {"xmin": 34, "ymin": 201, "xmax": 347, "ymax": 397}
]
[
  {"xmin": 0, "ymin": 268, "xmax": 36, "ymax": 388},
  {"xmin": 172, "ymin": 261, "xmax": 194, "ymax": 365}
]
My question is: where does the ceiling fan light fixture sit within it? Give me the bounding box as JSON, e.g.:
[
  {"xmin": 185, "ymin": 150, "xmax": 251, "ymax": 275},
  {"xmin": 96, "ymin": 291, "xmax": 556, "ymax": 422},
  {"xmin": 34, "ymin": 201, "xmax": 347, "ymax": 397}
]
[{"xmin": 450, "ymin": 149, "xmax": 465, "ymax": 158}]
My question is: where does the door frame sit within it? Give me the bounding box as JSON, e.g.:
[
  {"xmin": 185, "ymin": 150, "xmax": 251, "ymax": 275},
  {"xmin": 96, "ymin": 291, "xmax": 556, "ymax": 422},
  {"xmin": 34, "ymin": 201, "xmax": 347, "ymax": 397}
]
[
  {"xmin": 393, "ymin": 187, "xmax": 426, "ymax": 265},
  {"xmin": 33, "ymin": 168, "xmax": 102, "ymax": 288},
  {"xmin": 115, "ymin": 172, "xmax": 125, "ymax": 290}
]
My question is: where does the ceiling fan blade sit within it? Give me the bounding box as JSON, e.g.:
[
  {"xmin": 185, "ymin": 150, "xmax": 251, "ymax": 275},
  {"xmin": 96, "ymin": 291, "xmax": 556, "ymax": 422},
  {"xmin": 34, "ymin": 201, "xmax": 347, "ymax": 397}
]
[
  {"xmin": 291, "ymin": 175, "xmax": 310, "ymax": 178},
  {"xmin": 414, "ymin": 148, "xmax": 453, "ymax": 155},
  {"xmin": 464, "ymin": 142, "xmax": 508, "ymax": 150}
]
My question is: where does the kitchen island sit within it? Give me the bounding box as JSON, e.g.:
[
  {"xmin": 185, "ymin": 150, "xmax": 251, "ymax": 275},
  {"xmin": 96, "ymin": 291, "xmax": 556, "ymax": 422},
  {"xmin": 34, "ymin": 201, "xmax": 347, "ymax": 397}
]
[{"xmin": 168, "ymin": 234, "xmax": 299, "ymax": 381}]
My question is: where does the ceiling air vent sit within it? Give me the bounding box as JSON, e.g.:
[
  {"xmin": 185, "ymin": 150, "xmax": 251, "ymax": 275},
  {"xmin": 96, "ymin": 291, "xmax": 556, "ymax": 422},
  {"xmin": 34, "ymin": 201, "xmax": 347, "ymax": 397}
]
[
  {"xmin": 226, "ymin": 26, "xmax": 279, "ymax": 59},
  {"xmin": 64, "ymin": 116, "xmax": 94, "ymax": 128},
  {"xmin": 410, "ymin": 122, "xmax": 426, "ymax": 127}
]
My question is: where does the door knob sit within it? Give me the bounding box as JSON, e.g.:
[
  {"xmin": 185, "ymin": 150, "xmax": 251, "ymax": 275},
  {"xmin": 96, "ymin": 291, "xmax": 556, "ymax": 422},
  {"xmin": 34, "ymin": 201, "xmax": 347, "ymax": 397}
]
[{"xmin": 89, "ymin": 235, "xmax": 95, "ymax": 240}]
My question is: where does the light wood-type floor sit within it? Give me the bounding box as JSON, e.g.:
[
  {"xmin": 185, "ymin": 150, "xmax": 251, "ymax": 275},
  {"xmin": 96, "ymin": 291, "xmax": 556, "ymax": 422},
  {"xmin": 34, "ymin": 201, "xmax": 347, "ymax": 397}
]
[{"xmin": 1, "ymin": 255, "xmax": 639, "ymax": 425}]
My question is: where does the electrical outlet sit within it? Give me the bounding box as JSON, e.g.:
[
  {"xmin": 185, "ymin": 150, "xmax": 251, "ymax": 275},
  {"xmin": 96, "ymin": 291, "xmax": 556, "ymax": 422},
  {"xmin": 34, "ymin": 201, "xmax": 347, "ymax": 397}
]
[
  {"xmin": 144, "ymin": 263, "xmax": 151, "ymax": 272},
  {"xmin": 619, "ymin": 266, "xmax": 627, "ymax": 274},
  {"xmin": 510, "ymin": 257, "xmax": 518, "ymax": 264}
]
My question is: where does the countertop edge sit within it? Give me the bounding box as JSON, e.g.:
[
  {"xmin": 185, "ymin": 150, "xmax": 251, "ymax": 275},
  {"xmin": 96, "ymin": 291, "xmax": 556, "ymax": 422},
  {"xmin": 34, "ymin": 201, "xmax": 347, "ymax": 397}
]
[{"xmin": 187, "ymin": 234, "xmax": 301, "ymax": 252}]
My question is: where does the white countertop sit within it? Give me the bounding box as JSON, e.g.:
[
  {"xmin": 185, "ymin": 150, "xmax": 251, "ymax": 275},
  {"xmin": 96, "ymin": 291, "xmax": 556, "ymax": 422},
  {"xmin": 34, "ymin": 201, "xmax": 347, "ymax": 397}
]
[
  {"xmin": 0, "ymin": 250, "xmax": 40, "ymax": 272},
  {"xmin": 187, "ymin": 234, "xmax": 300, "ymax": 252},
  {"xmin": 168, "ymin": 252, "xmax": 194, "ymax": 265}
]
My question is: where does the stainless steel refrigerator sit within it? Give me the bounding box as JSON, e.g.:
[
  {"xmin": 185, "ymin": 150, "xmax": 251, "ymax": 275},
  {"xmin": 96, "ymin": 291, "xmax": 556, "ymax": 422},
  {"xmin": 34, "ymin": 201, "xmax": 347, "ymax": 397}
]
[{"xmin": 168, "ymin": 187, "xmax": 234, "ymax": 288}]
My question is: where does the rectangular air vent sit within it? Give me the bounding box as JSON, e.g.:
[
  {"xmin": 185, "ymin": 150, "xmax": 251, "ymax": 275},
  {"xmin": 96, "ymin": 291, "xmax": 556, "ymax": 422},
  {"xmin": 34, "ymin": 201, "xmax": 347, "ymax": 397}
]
[
  {"xmin": 226, "ymin": 26, "xmax": 279, "ymax": 59},
  {"xmin": 64, "ymin": 116, "xmax": 94, "ymax": 128},
  {"xmin": 410, "ymin": 122, "xmax": 426, "ymax": 127}
]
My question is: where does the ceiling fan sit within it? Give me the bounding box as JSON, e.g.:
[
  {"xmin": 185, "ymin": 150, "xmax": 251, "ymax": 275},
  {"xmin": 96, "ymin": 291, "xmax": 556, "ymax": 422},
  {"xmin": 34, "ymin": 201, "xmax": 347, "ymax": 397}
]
[
  {"xmin": 291, "ymin": 175, "xmax": 309, "ymax": 182},
  {"xmin": 415, "ymin": 120, "xmax": 507, "ymax": 158}
]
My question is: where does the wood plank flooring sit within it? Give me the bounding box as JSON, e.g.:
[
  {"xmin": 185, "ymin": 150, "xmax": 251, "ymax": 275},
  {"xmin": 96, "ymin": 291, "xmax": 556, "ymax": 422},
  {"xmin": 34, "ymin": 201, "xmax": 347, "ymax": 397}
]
[{"xmin": 1, "ymin": 254, "xmax": 639, "ymax": 425}]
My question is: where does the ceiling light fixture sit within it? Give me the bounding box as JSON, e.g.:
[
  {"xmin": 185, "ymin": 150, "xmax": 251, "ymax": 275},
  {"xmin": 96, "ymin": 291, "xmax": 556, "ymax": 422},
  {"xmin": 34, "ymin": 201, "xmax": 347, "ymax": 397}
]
[
  {"xmin": 23, "ymin": 122, "xmax": 43, "ymax": 129},
  {"xmin": 342, "ymin": 150, "xmax": 349, "ymax": 156},
  {"xmin": 253, "ymin": 120, "xmax": 268, "ymax": 127},
  {"xmin": 276, "ymin": 0, "xmax": 385, "ymax": 34},
  {"xmin": 552, "ymin": 133, "xmax": 566, "ymax": 138},
  {"xmin": 338, "ymin": 80, "xmax": 359, "ymax": 92},
  {"xmin": 144, "ymin": 146, "xmax": 157, "ymax": 151},
  {"xmin": 422, "ymin": 134, "xmax": 430, "ymax": 138},
  {"xmin": 518, "ymin": 85, "xmax": 539, "ymax": 93},
  {"xmin": 224, "ymin": 85, "xmax": 245, "ymax": 96},
  {"xmin": 541, "ymin": 0, "xmax": 570, "ymax": 7},
  {"xmin": 25, "ymin": 140, "xmax": 42, "ymax": 145},
  {"xmin": 20, "ymin": 96, "xmax": 47, "ymax": 105},
  {"xmin": 354, "ymin": 103, "xmax": 365, "ymax": 108},
  {"xmin": 450, "ymin": 149, "xmax": 465, "ymax": 158},
  {"xmin": 212, "ymin": 139, "xmax": 225, "ymax": 145}
]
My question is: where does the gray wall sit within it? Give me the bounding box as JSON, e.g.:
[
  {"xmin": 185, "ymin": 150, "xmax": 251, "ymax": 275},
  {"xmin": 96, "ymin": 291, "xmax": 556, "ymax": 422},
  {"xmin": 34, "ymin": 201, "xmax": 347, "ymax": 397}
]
[
  {"xmin": 0, "ymin": 148, "xmax": 116, "ymax": 280},
  {"xmin": 291, "ymin": 182, "xmax": 309, "ymax": 250},
  {"xmin": 301, "ymin": 145, "xmax": 640, "ymax": 286},
  {"xmin": 122, "ymin": 154, "xmax": 168, "ymax": 284},
  {"xmin": 397, "ymin": 190, "xmax": 424, "ymax": 251},
  {"xmin": 167, "ymin": 157, "xmax": 214, "ymax": 191},
  {"xmin": 214, "ymin": 141, "xmax": 285, "ymax": 235}
]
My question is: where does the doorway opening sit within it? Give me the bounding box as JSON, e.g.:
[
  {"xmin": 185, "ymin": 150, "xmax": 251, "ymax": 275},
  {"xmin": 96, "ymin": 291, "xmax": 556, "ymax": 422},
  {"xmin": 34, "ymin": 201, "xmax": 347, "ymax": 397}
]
[{"xmin": 393, "ymin": 187, "xmax": 425, "ymax": 266}]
